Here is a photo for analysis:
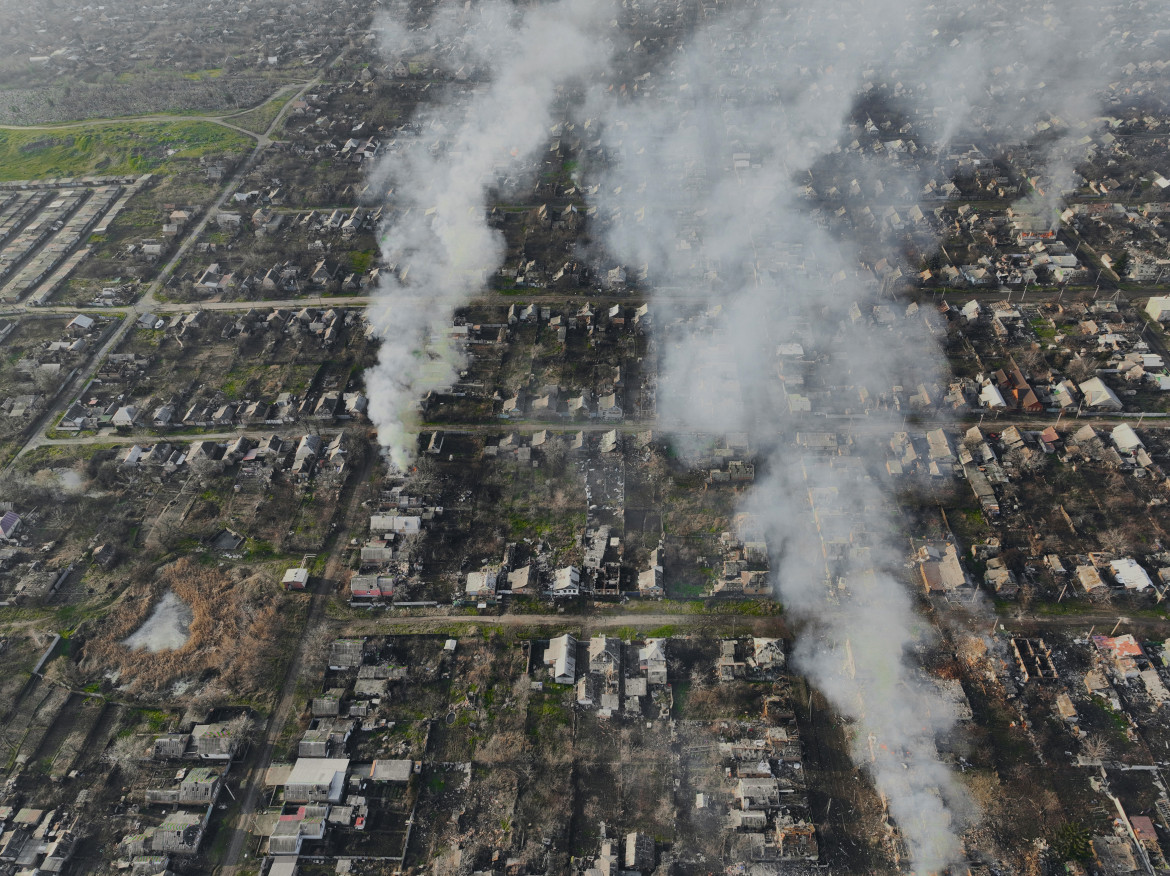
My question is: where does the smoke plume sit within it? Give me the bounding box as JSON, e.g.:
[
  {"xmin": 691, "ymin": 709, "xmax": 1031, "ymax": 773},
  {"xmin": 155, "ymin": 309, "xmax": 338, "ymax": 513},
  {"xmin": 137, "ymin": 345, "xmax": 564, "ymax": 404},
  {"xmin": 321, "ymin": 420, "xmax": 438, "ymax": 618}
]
[
  {"xmin": 574, "ymin": 0, "xmax": 1152, "ymax": 870},
  {"xmin": 365, "ymin": 0, "xmax": 1161, "ymax": 867},
  {"xmin": 366, "ymin": 0, "xmax": 616, "ymax": 467}
]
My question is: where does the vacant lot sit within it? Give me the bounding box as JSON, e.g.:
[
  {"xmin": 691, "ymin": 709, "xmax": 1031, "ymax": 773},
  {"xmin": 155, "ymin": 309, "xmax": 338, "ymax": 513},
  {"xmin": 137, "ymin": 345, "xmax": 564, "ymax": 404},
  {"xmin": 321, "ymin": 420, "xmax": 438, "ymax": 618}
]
[{"xmin": 0, "ymin": 121, "xmax": 252, "ymax": 181}]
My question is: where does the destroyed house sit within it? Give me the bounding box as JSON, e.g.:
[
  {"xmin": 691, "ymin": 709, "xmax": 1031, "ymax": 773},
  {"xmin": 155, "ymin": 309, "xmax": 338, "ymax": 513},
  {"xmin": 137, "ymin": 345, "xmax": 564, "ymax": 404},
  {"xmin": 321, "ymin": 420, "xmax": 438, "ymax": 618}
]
[
  {"xmin": 298, "ymin": 718, "xmax": 353, "ymax": 758},
  {"xmin": 775, "ymin": 822, "xmax": 819, "ymax": 860},
  {"xmin": 153, "ymin": 733, "xmax": 191, "ymax": 759},
  {"xmin": 328, "ymin": 639, "xmax": 367, "ymax": 670},
  {"xmin": 736, "ymin": 778, "xmax": 782, "ymax": 809},
  {"xmin": 625, "ymin": 832, "xmax": 655, "ymax": 871},
  {"xmin": 349, "ymin": 574, "xmax": 393, "ymax": 603},
  {"xmin": 191, "ymin": 722, "xmax": 239, "ymax": 760},
  {"xmin": 588, "ymin": 636, "xmax": 621, "ymax": 673},
  {"xmin": 268, "ymin": 807, "xmax": 327, "ymax": 856},
  {"xmin": 1012, "ymin": 638, "xmax": 1058, "ymax": 682},
  {"xmin": 150, "ymin": 811, "xmax": 205, "ymax": 854},
  {"xmin": 145, "ymin": 767, "xmax": 222, "ymax": 806}
]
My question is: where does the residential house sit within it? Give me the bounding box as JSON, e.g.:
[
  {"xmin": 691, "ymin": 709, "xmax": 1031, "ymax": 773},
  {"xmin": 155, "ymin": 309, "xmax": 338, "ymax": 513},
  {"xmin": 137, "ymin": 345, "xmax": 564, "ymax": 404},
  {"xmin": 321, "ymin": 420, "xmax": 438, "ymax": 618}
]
[
  {"xmin": 544, "ymin": 634, "xmax": 577, "ymax": 684},
  {"xmin": 639, "ymin": 639, "xmax": 667, "ymax": 685},
  {"xmin": 1110, "ymin": 558, "xmax": 1153, "ymax": 592},
  {"xmin": 507, "ymin": 565, "xmax": 533, "ymax": 595},
  {"xmin": 349, "ymin": 574, "xmax": 393, "ymax": 603},
  {"xmin": 1078, "ymin": 377, "xmax": 1123, "ymax": 411},
  {"xmin": 0, "ymin": 510, "xmax": 22, "ymax": 540},
  {"xmin": 550, "ymin": 565, "xmax": 581, "ymax": 598},
  {"xmin": 598, "ymin": 393, "xmax": 622, "ymax": 419},
  {"xmin": 638, "ymin": 564, "xmax": 664, "ymax": 597},
  {"xmin": 1112, "ymin": 423, "xmax": 1144, "ymax": 453},
  {"xmin": 1077, "ymin": 564, "xmax": 1106, "ymax": 593},
  {"xmin": 735, "ymin": 778, "xmax": 781, "ymax": 810},
  {"xmin": 328, "ymin": 639, "xmax": 367, "ymax": 670},
  {"xmin": 1146, "ymin": 296, "xmax": 1170, "ymax": 322},
  {"xmin": 284, "ymin": 758, "xmax": 350, "ymax": 804},
  {"xmin": 67, "ymin": 314, "xmax": 95, "ymax": 335},
  {"xmin": 292, "ymin": 434, "xmax": 323, "ymax": 475},
  {"xmin": 465, "ymin": 568, "xmax": 499, "ymax": 599}
]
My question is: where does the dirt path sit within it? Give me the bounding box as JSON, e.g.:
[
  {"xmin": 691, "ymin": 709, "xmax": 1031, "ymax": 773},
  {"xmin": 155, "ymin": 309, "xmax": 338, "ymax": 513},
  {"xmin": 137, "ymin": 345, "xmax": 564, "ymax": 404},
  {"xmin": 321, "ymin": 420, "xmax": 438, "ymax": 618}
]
[{"xmin": 340, "ymin": 610, "xmax": 786, "ymax": 635}]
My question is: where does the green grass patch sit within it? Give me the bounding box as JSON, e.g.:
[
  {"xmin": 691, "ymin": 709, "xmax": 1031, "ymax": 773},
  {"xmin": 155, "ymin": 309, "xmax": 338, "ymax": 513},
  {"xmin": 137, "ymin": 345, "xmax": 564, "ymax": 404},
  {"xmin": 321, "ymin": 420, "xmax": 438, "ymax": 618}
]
[
  {"xmin": 182, "ymin": 68, "xmax": 224, "ymax": 81},
  {"xmin": 671, "ymin": 680, "xmax": 690, "ymax": 718},
  {"xmin": 1030, "ymin": 318, "xmax": 1057, "ymax": 340},
  {"xmin": 227, "ymin": 90, "xmax": 294, "ymax": 136},
  {"xmin": 348, "ymin": 249, "xmax": 376, "ymax": 273},
  {"xmin": 0, "ymin": 121, "xmax": 251, "ymax": 180},
  {"xmin": 141, "ymin": 709, "xmax": 170, "ymax": 733}
]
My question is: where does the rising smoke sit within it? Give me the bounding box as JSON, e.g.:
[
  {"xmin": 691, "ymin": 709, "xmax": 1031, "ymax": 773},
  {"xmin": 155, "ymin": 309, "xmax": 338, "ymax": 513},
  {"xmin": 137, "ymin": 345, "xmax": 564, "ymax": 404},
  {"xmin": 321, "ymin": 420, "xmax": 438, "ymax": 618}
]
[
  {"xmin": 366, "ymin": 0, "xmax": 618, "ymax": 468},
  {"xmin": 577, "ymin": 0, "xmax": 1147, "ymax": 871},
  {"xmin": 367, "ymin": 0, "xmax": 1156, "ymax": 868}
]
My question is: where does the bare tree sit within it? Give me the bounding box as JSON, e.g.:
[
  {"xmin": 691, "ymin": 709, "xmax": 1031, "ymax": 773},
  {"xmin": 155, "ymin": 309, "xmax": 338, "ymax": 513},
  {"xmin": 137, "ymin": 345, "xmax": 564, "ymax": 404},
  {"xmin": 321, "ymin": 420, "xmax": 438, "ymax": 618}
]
[
  {"xmin": 189, "ymin": 457, "xmax": 225, "ymax": 486},
  {"xmin": 1097, "ymin": 528, "xmax": 1129, "ymax": 555},
  {"xmin": 407, "ymin": 456, "xmax": 442, "ymax": 496},
  {"xmin": 1081, "ymin": 733, "xmax": 1111, "ymax": 761},
  {"xmin": 1067, "ymin": 355, "xmax": 1096, "ymax": 383},
  {"xmin": 225, "ymin": 713, "xmax": 258, "ymax": 754},
  {"xmin": 542, "ymin": 438, "xmax": 567, "ymax": 475}
]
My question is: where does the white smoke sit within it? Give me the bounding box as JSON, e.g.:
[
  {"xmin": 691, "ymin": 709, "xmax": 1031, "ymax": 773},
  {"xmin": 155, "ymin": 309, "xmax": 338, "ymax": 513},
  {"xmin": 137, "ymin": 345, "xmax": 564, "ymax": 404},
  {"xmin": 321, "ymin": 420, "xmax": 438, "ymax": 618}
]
[
  {"xmin": 364, "ymin": 0, "xmax": 1162, "ymax": 867},
  {"xmin": 573, "ymin": 0, "xmax": 1152, "ymax": 871},
  {"xmin": 366, "ymin": 0, "xmax": 617, "ymax": 468}
]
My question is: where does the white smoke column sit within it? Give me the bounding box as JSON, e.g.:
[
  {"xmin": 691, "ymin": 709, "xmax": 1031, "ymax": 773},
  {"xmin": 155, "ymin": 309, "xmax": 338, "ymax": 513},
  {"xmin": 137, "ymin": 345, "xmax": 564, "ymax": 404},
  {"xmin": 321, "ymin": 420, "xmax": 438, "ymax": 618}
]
[
  {"xmin": 577, "ymin": 0, "xmax": 1156, "ymax": 870},
  {"xmin": 366, "ymin": 0, "xmax": 616, "ymax": 468}
]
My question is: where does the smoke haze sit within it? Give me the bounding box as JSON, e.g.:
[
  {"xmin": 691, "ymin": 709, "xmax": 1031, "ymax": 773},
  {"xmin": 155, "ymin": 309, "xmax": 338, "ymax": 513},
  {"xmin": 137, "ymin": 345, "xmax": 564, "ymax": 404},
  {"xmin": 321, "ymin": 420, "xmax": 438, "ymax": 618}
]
[{"xmin": 367, "ymin": 0, "xmax": 1163, "ymax": 868}]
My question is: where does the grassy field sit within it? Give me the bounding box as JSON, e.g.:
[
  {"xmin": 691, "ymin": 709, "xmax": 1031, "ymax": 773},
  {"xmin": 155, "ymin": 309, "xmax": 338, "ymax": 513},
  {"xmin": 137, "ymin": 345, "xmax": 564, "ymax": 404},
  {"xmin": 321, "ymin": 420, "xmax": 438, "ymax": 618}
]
[
  {"xmin": 227, "ymin": 91, "xmax": 295, "ymax": 136},
  {"xmin": 0, "ymin": 121, "xmax": 252, "ymax": 180}
]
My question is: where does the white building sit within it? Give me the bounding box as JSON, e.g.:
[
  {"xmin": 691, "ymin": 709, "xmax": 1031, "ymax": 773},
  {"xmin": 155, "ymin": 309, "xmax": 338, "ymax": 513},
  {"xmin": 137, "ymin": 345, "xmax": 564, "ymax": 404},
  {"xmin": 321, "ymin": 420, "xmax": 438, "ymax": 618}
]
[
  {"xmin": 1112, "ymin": 423, "xmax": 1144, "ymax": 453},
  {"xmin": 544, "ymin": 634, "xmax": 577, "ymax": 684},
  {"xmin": 465, "ymin": 568, "xmax": 498, "ymax": 597},
  {"xmin": 1147, "ymin": 296, "xmax": 1170, "ymax": 322},
  {"xmin": 284, "ymin": 758, "xmax": 349, "ymax": 803},
  {"xmin": 1110, "ymin": 558, "xmax": 1153, "ymax": 592},
  {"xmin": 979, "ymin": 383, "xmax": 1007, "ymax": 409},
  {"xmin": 1078, "ymin": 377, "xmax": 1123, "ymax": 411},
  {"xmin": 550, "ymin": 566, "xmax": 580, "ymax": 597}
]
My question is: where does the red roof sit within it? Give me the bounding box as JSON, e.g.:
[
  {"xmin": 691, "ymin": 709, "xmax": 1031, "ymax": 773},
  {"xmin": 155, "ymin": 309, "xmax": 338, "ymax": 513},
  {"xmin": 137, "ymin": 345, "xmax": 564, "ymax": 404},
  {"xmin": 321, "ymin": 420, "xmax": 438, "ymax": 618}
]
[
  {"xmin": 1093, "ymin": 635, "xmax": 1143, "ymax": 658},
  {"xmin": 1131, "ymin": 815, "xmax": 1156, "ymax": 839}
]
